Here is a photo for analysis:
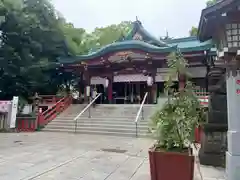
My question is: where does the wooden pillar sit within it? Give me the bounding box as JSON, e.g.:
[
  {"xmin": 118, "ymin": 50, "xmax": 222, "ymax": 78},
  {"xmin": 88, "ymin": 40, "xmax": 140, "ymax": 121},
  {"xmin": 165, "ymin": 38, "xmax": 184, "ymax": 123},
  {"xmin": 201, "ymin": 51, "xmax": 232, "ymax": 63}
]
[
  {"xmin": 136, "ymin": 82, "xmax": 141, "ymax": 104},
  {"xmin": 151, "ymin": 71, "xmax": 156, "ymax": 104},
  {"xmin": 79, "ymin": 72, "xmax": 83, "ymax": 99},
  {"xmin": 84, "ymin": 69, "xmax": 90, "ymax": 103},
  {"xmin": 107, "ymin": 75, "xmax": 113, "ymax": 104}
]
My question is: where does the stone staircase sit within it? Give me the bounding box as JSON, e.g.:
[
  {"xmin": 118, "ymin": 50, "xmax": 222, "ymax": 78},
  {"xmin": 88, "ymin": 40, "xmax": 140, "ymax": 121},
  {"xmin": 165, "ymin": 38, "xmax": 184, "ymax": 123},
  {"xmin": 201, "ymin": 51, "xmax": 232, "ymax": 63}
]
[{"xmin": 43, "ymin": 103, "xmax": 158, "ymax": 137}]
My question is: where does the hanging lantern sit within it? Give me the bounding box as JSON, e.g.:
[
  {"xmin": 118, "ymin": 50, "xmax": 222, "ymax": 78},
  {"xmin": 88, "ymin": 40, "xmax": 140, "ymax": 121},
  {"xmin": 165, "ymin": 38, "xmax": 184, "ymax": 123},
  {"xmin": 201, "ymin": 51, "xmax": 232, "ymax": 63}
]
[
  {"xmin": 104, "ymin": 78, "xmax": 109, "ymax": 88},
  {"xmin": 147, "ymin": 76, "xmax": 153, "ymax": 86}
]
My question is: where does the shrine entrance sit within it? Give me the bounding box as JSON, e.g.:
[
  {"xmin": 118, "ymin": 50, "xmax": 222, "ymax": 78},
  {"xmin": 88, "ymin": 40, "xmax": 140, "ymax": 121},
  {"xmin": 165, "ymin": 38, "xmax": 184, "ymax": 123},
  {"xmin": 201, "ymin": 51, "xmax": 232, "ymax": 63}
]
[{"xmin": 112, "ymin": 82, "xmax": 147, "ymax": 104}]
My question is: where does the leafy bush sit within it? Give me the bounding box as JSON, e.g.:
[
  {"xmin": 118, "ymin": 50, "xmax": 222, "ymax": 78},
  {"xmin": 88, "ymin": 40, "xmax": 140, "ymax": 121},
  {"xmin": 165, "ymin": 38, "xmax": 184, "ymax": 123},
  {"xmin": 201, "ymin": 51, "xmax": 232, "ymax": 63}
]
[
  {"xmin": 18, "ymin": 97, "xmax": 28, "ymax": 114},
  {"xmin": 149, "ymin": 51, "xmax": 204, "ymax": 151}
]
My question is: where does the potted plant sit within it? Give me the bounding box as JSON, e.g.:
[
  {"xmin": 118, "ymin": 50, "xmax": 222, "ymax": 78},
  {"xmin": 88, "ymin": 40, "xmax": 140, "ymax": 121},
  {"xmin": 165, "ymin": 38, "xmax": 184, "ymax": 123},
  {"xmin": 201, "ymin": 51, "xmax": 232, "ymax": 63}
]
[{"xmin": 149, "ymin": 51, "xmax": 204, "ymax": 180}]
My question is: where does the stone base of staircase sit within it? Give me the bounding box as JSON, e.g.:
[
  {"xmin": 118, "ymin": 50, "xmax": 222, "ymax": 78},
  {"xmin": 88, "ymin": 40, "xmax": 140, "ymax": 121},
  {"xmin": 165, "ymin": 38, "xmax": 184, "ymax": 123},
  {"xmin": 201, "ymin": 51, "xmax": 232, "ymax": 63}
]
[{"xmin": 42, "ymin": 104, "xmax": 158, "ymax": 137}]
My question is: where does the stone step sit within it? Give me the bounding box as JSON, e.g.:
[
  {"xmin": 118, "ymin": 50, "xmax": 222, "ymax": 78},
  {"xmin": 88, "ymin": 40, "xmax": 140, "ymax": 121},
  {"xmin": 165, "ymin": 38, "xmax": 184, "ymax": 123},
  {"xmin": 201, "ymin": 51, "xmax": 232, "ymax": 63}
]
[
  {"xmin": 67, "ymin": 114, "xmax": 152, "ymax": 118},
  {"xmin": 55, "ymin": 115, "xmax": 151, "ymax": 120},
  {"xmin": 42, "ymin": 128, "xmax": 151, "ymax": 138},
  {"xmin": 42, "ymin": 103, "xmax": 157, "ymax": 138},
  {"xmin": 45, "ymin": 124, "xmax": 147, "ymax": 131},
  {"xmin": 49, "ymin": 119, "xmax": 149, "ymax": 125},
  {"xmin": 46, "ymin": 123, "xmax": 148, "ymax": 130},
  {"xmin": 63, "ymin": 115, "xmax": 152, "ymax": 120},
  {"xmin": 59, "ymin": 108, "xmax": 154, "ymax": 116},
  {"xmin": 52, "ymin": 117, "xmax": 150, "ymax": 123}
]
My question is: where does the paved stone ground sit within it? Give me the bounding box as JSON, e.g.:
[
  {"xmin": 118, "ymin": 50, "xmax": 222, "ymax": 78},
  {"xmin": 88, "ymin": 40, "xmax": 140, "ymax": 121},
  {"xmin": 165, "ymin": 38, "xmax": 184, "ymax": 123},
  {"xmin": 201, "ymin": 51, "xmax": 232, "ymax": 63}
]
[{"xmin": 0, "ymin": 132, "xmax": 226, "ymax": 180}]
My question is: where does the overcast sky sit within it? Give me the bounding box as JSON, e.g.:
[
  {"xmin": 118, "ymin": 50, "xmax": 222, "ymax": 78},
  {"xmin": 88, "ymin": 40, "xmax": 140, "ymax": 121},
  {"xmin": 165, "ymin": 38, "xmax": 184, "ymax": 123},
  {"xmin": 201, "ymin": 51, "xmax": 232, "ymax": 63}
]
[{"xmin": 51, "ymin": 0, "xmax": 207, "ymax": 38}]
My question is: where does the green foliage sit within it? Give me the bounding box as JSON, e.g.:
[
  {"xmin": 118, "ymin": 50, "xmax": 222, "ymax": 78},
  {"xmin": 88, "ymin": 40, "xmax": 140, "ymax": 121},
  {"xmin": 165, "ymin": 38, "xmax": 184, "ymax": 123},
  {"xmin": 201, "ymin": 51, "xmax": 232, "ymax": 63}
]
[
  {"xmin": 18, "ymin": 96, "xmax": 28, "ymax": 114},
  {"xmin": 0, "ymin": 0, "xmax": 132, "ymax": 100},
  {"xmin": 206, "ymin": 0, "xmax": 218, "ymax": 7},
  {"xmin": 149, "ymin": 51, "xmax": 204, "ymax": 151},
  {"xmin": 85, "ymin": 21, "xmax": 132, "ymax": 51},
  {"xmin": 0, "ymin": 0, "xmax": 67, "ymax": 99},
  {"xmin": 189, "ymin": 26, "xmax": 198, "ymax": 36}
]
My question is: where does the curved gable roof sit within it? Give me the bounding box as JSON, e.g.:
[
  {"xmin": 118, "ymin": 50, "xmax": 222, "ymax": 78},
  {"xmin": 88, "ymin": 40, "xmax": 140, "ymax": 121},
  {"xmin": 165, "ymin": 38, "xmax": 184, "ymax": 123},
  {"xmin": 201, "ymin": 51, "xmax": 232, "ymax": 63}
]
[
  {"xmin": 58, "ymin": 40, "xmax": 177, "ymax": 64},
  {"xmin": 121, "ymin": 20, "xmax": 169, "ymax": 47}
]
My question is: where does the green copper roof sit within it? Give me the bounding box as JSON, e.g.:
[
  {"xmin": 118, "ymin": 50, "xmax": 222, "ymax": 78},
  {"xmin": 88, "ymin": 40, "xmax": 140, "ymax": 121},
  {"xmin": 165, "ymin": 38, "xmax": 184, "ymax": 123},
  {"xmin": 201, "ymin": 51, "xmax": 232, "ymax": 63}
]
[
  {"xmin": 58, "ymin": 22, "xmax": 215, "ymax": 64},
  {"xmin": 121, "ymin": 20, "xmax": 169, "ymax": 47},
  {"xmin": 164, "ymin": 36, "xmax": 213, "ymax": 52},
  {"xmin": 58, "ymin": 40, "xmax": 177, "ymax": 64}
]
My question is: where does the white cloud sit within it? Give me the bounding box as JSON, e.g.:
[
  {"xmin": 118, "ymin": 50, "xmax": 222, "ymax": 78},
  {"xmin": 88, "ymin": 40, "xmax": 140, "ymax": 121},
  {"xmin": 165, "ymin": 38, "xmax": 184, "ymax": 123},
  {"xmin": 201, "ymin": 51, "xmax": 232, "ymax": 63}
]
[{"xmin": 51, "ymin": 0, "xmax": 207, "ymax": 38}]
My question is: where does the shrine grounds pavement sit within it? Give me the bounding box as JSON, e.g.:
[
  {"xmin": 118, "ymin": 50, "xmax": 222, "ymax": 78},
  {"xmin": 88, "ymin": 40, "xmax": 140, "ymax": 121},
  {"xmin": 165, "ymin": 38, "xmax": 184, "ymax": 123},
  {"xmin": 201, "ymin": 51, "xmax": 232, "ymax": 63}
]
[{"xmin": 0, "ymin": 132, "xmax": 225, "ymax": 180}]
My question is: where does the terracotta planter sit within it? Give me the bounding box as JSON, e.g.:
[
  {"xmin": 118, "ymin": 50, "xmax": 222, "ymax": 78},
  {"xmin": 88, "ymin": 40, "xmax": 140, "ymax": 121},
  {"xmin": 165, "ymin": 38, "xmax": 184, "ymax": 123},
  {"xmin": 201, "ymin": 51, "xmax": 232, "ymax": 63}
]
[
  {"xmin": 194, "ymin": 126, "xmax": 203, "ymax": 143},
  {"xmin": 149, "ymin": 147, "xmax": 194, "ymax": 180}
]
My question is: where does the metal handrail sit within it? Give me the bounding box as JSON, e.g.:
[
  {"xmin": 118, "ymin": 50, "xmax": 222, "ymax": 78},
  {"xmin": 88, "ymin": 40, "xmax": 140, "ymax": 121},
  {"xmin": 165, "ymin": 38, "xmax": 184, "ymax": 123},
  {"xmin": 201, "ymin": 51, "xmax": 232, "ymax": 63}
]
[
  {"xmin": 74, "ymin": 93, "xmax": 102, "ymax": 133},
  {"xmin": 134, "ymin": 92, "xmax": 148, "ymax": 137}
]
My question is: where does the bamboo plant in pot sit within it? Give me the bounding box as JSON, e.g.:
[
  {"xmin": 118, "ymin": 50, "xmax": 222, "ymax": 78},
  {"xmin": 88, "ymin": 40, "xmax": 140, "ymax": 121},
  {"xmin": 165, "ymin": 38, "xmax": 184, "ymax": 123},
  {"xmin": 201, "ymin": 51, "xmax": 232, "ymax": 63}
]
[{"xmin": 149, "ymin": 51, "xmax": 203, "ymax": 180}]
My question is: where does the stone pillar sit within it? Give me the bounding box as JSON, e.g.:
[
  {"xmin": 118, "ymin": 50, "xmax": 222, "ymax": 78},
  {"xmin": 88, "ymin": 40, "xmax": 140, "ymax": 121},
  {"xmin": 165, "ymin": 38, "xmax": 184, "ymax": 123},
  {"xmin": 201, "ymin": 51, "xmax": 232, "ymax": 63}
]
[
  {"xmin": 107, "ymin": 76, "xmax": 113, "ymax": 104},
  {"xmin": 199, "ymin": 73, "xmax": 227, "ymax": 167},
  {"xmin": 206, "ymin": 65, "xmax": 210, "ymax": 92},
  {"xmin": 226, "ymin": 70, "xmax": 240, "ymax": 180}
]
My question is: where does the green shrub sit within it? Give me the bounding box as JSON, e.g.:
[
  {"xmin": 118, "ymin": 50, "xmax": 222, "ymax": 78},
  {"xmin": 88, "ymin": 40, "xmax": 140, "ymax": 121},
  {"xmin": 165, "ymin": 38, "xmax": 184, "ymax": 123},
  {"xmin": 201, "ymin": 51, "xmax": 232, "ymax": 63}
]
[{"xmin": 149, "ymin": 51, "xmax": 204, "ymax": 151}]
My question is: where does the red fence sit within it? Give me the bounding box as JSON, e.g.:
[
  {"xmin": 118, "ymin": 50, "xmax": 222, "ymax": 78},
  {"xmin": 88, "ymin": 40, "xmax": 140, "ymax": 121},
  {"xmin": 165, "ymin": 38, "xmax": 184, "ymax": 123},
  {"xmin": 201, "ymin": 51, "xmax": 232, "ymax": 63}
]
[
  {"xmin": 195, "ymin": 91, "xmax": 209, "ymax": 107},
  {"xmin": 16, "ymin": 96, "xmax": 72, "ymax": 132},
  {"xmin": 38, "ymin": 96, "xmax": 72, "ymax": 128},
  {"xmin": 39, "ymin": 95, "xmax": 63, "ymax": 104},
  {"xmin": 16, "ymin": 117, "xmax": 37, "ymax": 132}
]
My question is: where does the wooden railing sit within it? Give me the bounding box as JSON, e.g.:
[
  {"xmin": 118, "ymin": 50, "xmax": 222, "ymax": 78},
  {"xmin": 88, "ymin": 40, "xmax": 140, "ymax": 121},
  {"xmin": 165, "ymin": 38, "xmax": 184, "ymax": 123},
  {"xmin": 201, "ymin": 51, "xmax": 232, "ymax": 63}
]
[
  {"xmin": 16, "ymin": 96, "xmax": 72, "ymax": 132},
  {"xmin": 38, "ymin": 96, "xmax": 72, "ymax": 128},
  {"xmin": 195, "ymin": 93, "xmax": 209, "ymax": 107},
  {"xmin": 39, "ymin": 95, "xmax": 63, "ymax": 104},
  {"xmin": 193, "ymin": 88, "xmax": 209, "ymax": 107}
]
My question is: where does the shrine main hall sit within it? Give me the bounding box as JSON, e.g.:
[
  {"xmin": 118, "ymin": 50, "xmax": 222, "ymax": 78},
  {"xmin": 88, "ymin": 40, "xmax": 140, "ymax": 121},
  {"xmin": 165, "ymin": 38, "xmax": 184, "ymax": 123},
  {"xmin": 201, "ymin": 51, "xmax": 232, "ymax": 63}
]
[{"xmin": 58, "ymin": 20, "xmax": 215, "ymax": 104}]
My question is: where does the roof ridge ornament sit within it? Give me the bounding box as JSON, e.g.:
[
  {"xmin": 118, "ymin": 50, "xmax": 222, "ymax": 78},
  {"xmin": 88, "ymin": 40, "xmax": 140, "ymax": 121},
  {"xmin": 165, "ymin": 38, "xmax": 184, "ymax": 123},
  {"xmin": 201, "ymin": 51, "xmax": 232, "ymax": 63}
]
[{"xmin": 135, "ymin": 16, "xmax": 142, "ymax": 25}]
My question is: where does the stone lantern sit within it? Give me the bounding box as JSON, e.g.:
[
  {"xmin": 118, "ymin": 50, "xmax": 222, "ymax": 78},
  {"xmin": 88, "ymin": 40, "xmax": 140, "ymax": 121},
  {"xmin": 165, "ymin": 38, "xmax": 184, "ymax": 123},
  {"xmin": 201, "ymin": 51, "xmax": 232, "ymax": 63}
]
[
  {"xmin": 198, "ymin": 1, "xmax": 240, "ymax": 178},
  {"xmin": 147, "ymin": 75, "xmax": 153, "ymax": 86},
  {"xmin": 32, "ymin": 92, "xmax": 41, "ymax": 115}
]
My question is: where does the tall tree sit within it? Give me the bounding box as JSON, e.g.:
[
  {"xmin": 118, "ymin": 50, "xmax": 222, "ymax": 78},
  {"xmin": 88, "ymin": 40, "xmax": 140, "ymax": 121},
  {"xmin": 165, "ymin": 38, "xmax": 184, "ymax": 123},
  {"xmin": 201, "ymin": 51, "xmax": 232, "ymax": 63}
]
[
  {"xmin": 206, "ymin": 0, "xmax": 218, "ymax": 7},
  {"xmin": 58, "ymin": 16, "xmax": 89, "ymax": 55},
  {"xmin": 86, "ymin": 21, "xmax": 132, "ymax": 51},
  {"xmin": 0, "ymin": 0, "xmax": 133, "ymax": 99},
  {"xmin": 189, "ymin": 26, "xmax": 198, "ymax": 36},
  {"xmin": 0, "ymin": 0, "xmax": 67, "ymax": 99}
]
